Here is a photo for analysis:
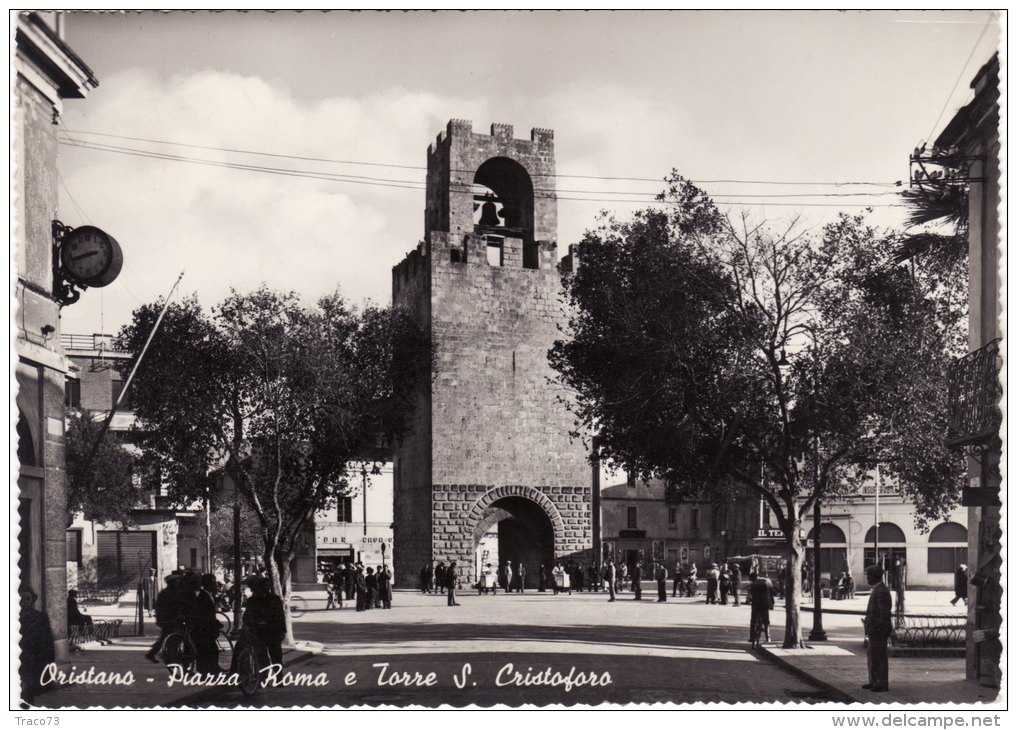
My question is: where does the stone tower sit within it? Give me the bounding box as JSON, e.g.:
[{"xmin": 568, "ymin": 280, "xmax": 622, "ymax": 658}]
[{"xmin": 392, "ymin": 120, "xmax": 592, "ymax": 587}]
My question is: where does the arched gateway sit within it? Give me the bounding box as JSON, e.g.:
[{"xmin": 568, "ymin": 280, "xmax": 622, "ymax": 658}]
[{"xmin": 391, "ymin": 121, "xmax": 594, "ymax": 587}]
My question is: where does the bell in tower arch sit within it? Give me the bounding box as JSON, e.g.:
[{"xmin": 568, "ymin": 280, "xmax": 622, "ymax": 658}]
[{"xmin": 478, "ymin": 193, "xmax": 502, "ymax": 227}]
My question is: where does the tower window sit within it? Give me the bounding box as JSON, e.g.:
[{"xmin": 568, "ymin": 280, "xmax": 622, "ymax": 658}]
[
  {"xmin": 523, "ymin": 241, "xmax": 539, "ymax": 269},
  {"xmin": 486, "ymin": 238, "xmax": 503, "ymax": 267}
]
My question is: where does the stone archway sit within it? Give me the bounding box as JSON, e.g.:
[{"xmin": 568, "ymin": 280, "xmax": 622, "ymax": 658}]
[{"xmin": 466, "ymin": 486, "xmax": 565, "ymax": 588}]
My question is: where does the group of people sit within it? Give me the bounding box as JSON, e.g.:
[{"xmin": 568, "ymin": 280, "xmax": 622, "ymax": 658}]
[
  {"xmin": 143, "ymin": 571, "xmax": 238, "ymax": 672},
  {"xmin": 323, "ymin": 563, "xmax": 394, "ymax": 612},
  {"xmin": 418, "ymin": 560, "xmax": 461, "ymax": 598},
  {"xmin": 700, "ymin": 562, "xmax": 744, "ymax": 606}
]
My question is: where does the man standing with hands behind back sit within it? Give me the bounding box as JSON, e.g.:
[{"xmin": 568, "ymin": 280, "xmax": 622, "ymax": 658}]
[{"xmin": 863, "ymin": 563, "xmax": 893, "ymax": 692}]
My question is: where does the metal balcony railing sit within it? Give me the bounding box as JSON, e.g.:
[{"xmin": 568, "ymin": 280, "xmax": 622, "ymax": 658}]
[
  {"xmin": 61, "ymin": 333, "xmax": 125, "ymax": 352},
  {"xmin": 946, "ymin": 338, "xmax": 1002, "ymax": 448}
]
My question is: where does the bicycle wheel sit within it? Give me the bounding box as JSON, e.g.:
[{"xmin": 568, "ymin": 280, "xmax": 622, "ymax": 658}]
[
  {"xmin": 214, "ymin": 631, "xmax": 235, "ymax": 674},
  {"xmin": 217, "ymin": 611, "xmax": 232, "ymax": 636},
  {"xmin": 236, "ymin": 645, "xmax": 260, "ymax": 696},
  {"xmin": 288, "ymin": 595, "xmax": 306, "ymax": 619},
  {"xmin": 163, "ymin": 632, "xmax": 196, "ymax": 672}
]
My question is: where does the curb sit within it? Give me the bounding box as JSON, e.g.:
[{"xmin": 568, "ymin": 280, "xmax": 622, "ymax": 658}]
[{"xmin": 756, "ymin": 645, "xmax": 857, "ymax": 704}]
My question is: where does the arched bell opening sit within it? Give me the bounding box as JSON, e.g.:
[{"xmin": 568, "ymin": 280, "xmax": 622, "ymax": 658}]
[{"xmin": 473, "ymin": 157, "xmax": 538, "ymax": 269}]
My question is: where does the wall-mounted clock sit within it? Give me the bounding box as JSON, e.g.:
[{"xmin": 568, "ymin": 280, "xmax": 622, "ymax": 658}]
[
  {"xmin": 52, "ymin": 221, "xmax": 125, "ymax": 307},
  {"xmin": 60, "ymin": 225, "xmax": 123, "ymax": 287}
]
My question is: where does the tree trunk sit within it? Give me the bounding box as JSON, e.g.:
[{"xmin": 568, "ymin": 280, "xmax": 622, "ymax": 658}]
[
  {"xmin": 263, "ymin": 541, "xmax": 296, "ymax": 649},
  {"xmin": 278, "ymin": 556, "xmax": 295, "ymax": 648},
  {"xmin": 783, "ymin": 522, "xmax": 806, "ymax": 649}
]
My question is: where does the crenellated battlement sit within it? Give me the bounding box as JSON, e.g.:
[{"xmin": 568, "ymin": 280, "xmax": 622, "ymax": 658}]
[
  {"xmin": 424, "ymin": 119, "xmax": 557, "ymax": 246},
  {"xmin": 392, "ymin": 239, "xmax": 428, "ymax": 297}
]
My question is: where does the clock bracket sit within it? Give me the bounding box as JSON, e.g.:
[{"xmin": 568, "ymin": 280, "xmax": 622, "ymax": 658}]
[{"xmin": 52, "ymin": 219, "xmax": 84, "ymax": 307}]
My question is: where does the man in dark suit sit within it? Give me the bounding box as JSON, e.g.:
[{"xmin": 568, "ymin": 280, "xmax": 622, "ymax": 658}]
[
  {"xmin": 863, "ymin": 563, "xmax": 893, "ymax": 692},
  {"xmin": 655, "ymin": 562, "xmax": 668, "ymax": 602},
  {"xmin": 446, "ymin": 561, "xmax": 461, "ymax": 606},
  {"xmin": 632, "ymin": 561, "xmax": 643, "ymax": 600}
]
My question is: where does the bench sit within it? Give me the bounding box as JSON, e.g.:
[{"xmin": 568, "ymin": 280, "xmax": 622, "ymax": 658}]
[{"xmin": 69, "ymin": 618, "xmax": 124, "ymax": 651}]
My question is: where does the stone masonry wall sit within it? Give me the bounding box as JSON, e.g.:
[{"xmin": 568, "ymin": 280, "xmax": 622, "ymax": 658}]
[{"xmin": 394, "ymin": 122, "xmax": 592, "ymax": 588}]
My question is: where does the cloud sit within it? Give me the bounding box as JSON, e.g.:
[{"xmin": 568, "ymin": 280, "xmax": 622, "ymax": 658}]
[{"xmin": 58, "ymin": 69, "xmax": 492, "ymax": 333}]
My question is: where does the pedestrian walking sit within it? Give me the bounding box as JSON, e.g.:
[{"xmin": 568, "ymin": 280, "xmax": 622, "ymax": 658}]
[
  {"xmin": 951, "ymin": 564, "xmax": 968, "ymax": 606},
  {"xmin": 446, "ymin": 561, "xmax": 461, "ymax": 606},
  {"xmin": 672, "ymin": 562, "xmax": 683, "ymax": 598},
  {"xmin": 730, "ymin": 562, "xmax": 742, "ymax": 607},
  {"xmin": 747, "ymin": 572, "xmax": 774, "ymax": 647},
  {"xmin": 420, "ymin": 564, "xmax": 430, "ymax": 594},
  {"xmin": 606, "ymin": 561, "xmax": 617, "ymax": 602},
  {"xmin": 862, "ymin": 564, "xmax": 892, "ymax": 692},
  {"xmin": 574, "ymin": 562, "xmax": 585, "ymax": 592},
  {"xmin": 517, "ymin": 562, "xmax": 526, "ymax": 593},
  {"xmin": 618, "ymin": 562, "xmax": 628, "ymax": 593},
  {"xmin": 538, "ymin": 564, "xmax": 547, "ymax": 592},
  {"xmin": 655, "ymin": 562, "xmax": 668, "ymax": 602},
  {"xmin": 552, "ymin": 563, "xmax": 566, "ymax": 595},
  {"xmin": 632, "ymin": 561, "xmax": 643, "ymax": 600},
  {"xmin": 588, "ymin": 563, "xmax": 599, "ymax": 592}
]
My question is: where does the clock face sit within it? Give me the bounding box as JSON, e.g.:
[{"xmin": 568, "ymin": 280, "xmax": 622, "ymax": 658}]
[{"xmin": 61, "ymin": 225, "xmax": 123, "ymax": 287}]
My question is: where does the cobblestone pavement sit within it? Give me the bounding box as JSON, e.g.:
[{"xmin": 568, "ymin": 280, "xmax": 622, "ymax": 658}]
[{"xmin": 27, "ymin": 588, "xmax": 995, "ymax": 709}]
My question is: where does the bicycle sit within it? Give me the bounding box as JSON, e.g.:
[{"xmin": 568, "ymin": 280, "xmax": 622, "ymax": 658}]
[
  {"xmin": 161, "ymin": 621, "xmax": 198, "ymax": 672},
  {"xmin": 234, "ymin": 629, "xmax": 272, "ymax": 697},
  {"xmin": 287, "ymin": 594, "xmax": 308, "ymax": 619},
  {"xmin": 162, "ymin": 620, "xmax": 234, "ymax": 675}
]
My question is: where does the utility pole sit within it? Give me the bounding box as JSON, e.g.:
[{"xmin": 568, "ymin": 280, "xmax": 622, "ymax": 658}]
[{"xmin": 591, "ymin": 438, "xmax": 602, "ymax": 570}]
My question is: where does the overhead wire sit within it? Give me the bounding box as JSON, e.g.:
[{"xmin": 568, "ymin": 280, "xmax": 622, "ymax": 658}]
[
  {"xmin": 57, "ymin": 133, "xmax": 899, "ymax": 207},
  {"xmin": 59, "ymin": 134, "xmax": 905, "ymax": 209},
  {"xmin": 924, "ymin": 13, "xmax": 996, "ymax": 145},
  {"xmin": 61, "ymin": 127, "xmax": 902, "ymax": 189}
]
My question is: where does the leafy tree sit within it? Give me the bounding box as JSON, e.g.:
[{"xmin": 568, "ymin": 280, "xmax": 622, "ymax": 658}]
[
  {"xmin": 117, "ymin": 287, "xmax": 429, "ymax": 643},
  {"xmin": 64, "ymin": 410, "xmax": 138, "ymax": 526},
  {"xmin": 551, "ymin": 173, "xmax": 964, "ymax": 647}
]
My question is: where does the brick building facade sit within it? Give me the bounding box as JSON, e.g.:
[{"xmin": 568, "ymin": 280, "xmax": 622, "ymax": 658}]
[{"xmin": 392, "ymin": 121, "xmax": 593, "ymax": 588}]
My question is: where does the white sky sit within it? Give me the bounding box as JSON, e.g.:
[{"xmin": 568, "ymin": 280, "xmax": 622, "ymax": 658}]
[{"xmin": 51, "ymin": 10, "xmax": 1002, "ymax": 337}]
